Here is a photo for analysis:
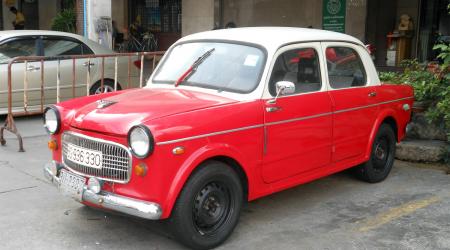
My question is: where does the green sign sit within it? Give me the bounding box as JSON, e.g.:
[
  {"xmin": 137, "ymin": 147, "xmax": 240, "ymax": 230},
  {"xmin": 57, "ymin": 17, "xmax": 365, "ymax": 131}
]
[{"xmin": 322, "ymin": 0, "xmax": 346, "ymax": 33}]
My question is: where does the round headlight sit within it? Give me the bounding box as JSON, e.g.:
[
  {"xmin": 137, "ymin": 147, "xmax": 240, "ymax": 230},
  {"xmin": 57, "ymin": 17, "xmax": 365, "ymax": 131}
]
[
  {"xmin": 44, "ymin": 107, "xmax": 60, "ymax": 134},
  {"xmin": 128, "ymin": 125, "xmax": 154, "ymax": 158}
]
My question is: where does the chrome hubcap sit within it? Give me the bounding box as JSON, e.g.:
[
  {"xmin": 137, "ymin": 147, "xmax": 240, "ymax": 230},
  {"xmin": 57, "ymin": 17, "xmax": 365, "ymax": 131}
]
[{"xmin": 94, "ymin": 85, "xmax": 115, "ymax": 94}]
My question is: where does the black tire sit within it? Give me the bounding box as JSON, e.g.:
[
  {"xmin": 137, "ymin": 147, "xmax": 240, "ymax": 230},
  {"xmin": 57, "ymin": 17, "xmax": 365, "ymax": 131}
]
[
  {"xmin": 89, "ymin": 80, "xmax": 121, "ymax": 95},
  {"xmin": 354, "ymin": 124, "xmax": 396, "ymax": 183},
  {"xmin": 169, "ymin": 161, "xmax": 243, "ymax": 250}
]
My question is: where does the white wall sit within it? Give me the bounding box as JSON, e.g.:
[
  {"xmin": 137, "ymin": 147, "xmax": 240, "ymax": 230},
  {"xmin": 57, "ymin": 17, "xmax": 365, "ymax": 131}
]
[{"xmin": 87, "ymin": 0, "xmax": 112, "ymax": 48}]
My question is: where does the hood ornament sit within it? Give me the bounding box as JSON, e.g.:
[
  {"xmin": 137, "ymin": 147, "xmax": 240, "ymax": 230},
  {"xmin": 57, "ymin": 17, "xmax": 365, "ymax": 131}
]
[{"xmin": 96, "ymin": 99, "xmax": 117, "ymax": 109}]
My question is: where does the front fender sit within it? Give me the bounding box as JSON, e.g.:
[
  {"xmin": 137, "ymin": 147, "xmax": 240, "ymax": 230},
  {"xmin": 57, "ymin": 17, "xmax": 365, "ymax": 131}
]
[{"xmin": 160, "ymin": 142, "xmax": 251, "ymax": 219}]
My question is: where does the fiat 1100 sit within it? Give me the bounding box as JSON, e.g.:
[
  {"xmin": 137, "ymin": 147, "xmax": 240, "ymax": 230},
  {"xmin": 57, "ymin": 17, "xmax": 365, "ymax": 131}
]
[{"xmin": 44, "ymin": 27, "xmax": 413, "ymax": 249}]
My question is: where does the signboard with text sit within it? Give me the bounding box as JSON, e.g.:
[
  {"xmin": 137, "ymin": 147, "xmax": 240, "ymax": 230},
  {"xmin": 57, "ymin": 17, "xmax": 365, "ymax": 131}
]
[{"xmin": 322, "ymin": 0, "xmax": 346, "ymax": 33}]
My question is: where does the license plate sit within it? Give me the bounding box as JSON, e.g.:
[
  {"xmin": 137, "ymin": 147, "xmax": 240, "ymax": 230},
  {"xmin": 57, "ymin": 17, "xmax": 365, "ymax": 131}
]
[
  {"xmin": 66, "ymin": 143, "xmax": 103, "ymax": 169},
  {"xmin": 59, "ymin": 169, "xmax": 86, "ymax": 201}
]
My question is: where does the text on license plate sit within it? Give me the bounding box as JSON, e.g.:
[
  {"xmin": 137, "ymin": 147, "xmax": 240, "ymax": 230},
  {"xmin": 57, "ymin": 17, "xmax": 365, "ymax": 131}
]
[
  {"xmin": 59, "ymin": 169, "xmax": 85, "ymax": 201},
  {"xmin": 66, "ymin": 143, "xmax": 103, "ymax": 169}
]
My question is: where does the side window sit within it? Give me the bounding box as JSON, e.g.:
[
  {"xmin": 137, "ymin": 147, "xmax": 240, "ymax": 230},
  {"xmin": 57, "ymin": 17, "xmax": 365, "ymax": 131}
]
[
  {"xmin": 326, "ymin": 47, "xmax": 367, "ymax": 89},
  {"xmin": 0, "ymin": 38, "xmax": 37, "ymax": 64},
  {"xmin": 269, "ymin": 48, "xmax": 321, "ymax": 96},
  {"xmin": 43, "ymin": 38, "xmax": 92, "ymax": 56}
]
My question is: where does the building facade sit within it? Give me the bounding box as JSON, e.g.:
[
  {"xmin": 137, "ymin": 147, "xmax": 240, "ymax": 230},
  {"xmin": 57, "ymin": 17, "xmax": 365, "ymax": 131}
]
[
  {"xmin": 1, "ymin": 0, "xmax": 60, "ymax": 31},
  {"xmin": 2, "ymin": 0, "xmax": 448, "ymax": 66}
]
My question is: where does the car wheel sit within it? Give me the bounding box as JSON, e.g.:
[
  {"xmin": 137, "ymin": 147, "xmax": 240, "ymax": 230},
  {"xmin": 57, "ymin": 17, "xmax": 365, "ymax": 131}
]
[
  {"xmin": 354, "ymin": 124, "xmax": 396, "ymax": 183},
  {"xmin": 89, "ymin": 80, "xmax": 121, "ymax": 95},
  {"xmin": 169, "ymin": 161, "xmax": 243, "ymax": 250}
]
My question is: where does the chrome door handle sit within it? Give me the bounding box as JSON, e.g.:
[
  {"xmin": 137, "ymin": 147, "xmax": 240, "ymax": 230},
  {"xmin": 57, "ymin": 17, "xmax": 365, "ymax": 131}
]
[
  {"xmin": 266, "ymin": 106, "xmax": 281, "ymax": 112},
  {"xmin": 368, "ymin": 92, "xmax": 377, "ymax": 97},
  {"xmin": 83, "ymin": 62, "xmax": 95, "ymax": 67},
  {"xmin": 26, "ymin": 65, "xmax": 40, "ymax": 71}
]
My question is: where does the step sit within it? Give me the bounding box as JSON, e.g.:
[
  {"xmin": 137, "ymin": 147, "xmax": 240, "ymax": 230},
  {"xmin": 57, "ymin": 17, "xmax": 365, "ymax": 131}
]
[{"xmin": 396, "ymin": 139, "xmax": 448, "ymax": 162}]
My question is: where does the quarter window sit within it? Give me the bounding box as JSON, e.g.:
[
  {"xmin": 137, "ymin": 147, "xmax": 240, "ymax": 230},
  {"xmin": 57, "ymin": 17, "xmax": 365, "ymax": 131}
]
[
  {"xmin": 269, "ymin": 48, "xmax": 322, "ymax": 96},
  {"xmin": 43, "ymin": 38, "xmax": 94, "ymax": 56},
  {"xmin": 326, "ymin": 47, "xmax": 367, "ymax": 89}
]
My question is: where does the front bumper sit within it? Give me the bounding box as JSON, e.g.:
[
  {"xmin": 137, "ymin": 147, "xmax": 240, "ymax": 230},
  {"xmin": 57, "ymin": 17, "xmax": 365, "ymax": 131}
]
[{"xmin": 44, "ymin": 161, "xmax": 162, "ymax": 220}]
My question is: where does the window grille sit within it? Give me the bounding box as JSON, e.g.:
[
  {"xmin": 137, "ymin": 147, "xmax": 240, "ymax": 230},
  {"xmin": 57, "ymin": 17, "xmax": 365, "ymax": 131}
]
[{"xmin": 129, "ymin": 0, "xmax": 181, "ymax": 33}]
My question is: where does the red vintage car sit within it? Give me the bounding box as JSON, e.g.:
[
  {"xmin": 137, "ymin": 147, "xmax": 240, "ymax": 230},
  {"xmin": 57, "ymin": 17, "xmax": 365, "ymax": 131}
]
[{"xmin": 43, "ymin": 27, "xmax": 413, "ymax": 249}]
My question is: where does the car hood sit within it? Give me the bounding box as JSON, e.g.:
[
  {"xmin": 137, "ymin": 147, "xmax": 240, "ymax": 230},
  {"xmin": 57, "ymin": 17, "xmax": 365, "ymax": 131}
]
[{"xmin": 69, "ymin": 88, "xmax": 238, "ymax": 135}]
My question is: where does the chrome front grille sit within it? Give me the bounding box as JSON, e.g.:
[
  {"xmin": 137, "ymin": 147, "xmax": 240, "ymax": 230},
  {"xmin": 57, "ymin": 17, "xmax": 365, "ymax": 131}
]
[{"xmin": 62, "ymin": 132, "xmax": 131, "ymax": 183}]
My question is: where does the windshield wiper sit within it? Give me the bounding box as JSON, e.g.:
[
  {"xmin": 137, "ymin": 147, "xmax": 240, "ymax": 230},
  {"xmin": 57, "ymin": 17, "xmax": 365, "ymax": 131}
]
[{"xmin": 175, "ymin": 48, "xmax": 215, "ymax": 87}]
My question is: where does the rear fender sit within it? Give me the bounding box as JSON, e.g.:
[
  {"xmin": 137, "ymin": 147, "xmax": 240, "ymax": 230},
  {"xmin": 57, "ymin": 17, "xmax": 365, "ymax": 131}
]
[{"xmin": 364, "ymin": 108, "xmax": 398, "ymax": 160}]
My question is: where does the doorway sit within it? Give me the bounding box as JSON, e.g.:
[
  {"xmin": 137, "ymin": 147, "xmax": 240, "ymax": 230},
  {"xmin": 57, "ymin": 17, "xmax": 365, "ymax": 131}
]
[
  {"xmin": 20, "ymin": 0, "xmax": 39, "ymax": 30},
  {"xmin": 365, "ymin": 0, "xmax": 398, "ymax": 67}
]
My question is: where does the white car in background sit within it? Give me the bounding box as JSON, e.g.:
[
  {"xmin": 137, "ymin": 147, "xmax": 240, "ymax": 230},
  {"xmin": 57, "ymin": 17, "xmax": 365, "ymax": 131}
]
[{"xmin": 0, "ymin": 30, "xmax": 141, "ymax": 115}]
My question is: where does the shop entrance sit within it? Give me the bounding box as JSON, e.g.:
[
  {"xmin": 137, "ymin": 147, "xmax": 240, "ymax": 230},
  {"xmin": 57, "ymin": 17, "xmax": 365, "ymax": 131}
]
[
  {"xmin": 365, "ymin": 0, "xmax": 398, "ymax": 67},
  {"xmin": 417, "ymin": 0, "xmax": 450, "ymax": 62},
  {"xmin": 128, "ymin": 0, "xmax": 181, "ymax": 50}
]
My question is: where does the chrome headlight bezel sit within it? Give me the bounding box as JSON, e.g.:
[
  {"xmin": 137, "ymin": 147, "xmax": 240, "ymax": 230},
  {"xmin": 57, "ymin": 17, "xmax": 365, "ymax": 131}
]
[
  {"xmin": 128, "ymin": 125, "xmax": 154, "ymax": 159},
  {"xmin": 43, "ymin": 106, "xmax": 61, "ymax": 135}
]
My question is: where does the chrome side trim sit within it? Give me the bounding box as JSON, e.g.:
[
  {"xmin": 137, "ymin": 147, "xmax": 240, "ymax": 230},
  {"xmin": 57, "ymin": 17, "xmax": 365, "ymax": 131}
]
[
  {"xmin": 334, "ymin": 97, "xmax": 414, "ymax": 114},
  {"xmin": 265, "ymin": 111, "xmax": 333, "ymax": 126},
  {"xmin": 156, "ymin": 96, "xmax": 414, "ymax": 145},
  {"xmin": 156, "ymin": 124, "xmax": 264, "ymax": 145}
]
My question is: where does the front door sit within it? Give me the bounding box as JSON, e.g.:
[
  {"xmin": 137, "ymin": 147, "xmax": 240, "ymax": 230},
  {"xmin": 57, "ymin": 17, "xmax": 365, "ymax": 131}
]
[
  {"xmin": 0, "ymin": 36, "xmax": 42, "ymax": 111},
  {"xmin": 322, "ymin": 42, "xmax": 379, "ymax": 162},
  {"xmin": 262, "ymin": 43, "xmax": 333, "ymax": 183}
]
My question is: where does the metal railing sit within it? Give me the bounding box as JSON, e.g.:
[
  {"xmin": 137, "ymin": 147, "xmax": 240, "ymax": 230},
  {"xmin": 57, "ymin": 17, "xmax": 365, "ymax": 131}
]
[{"xmin": 0, "ymin": 51, "xmax": 165, "ymax": 152}]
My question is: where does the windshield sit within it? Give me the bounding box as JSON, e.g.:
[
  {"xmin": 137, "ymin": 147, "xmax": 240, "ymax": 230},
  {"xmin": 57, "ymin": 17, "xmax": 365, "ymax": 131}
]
[{"xmin": 152, "ymin": 42, "xmax": 265, "ymax": 93}]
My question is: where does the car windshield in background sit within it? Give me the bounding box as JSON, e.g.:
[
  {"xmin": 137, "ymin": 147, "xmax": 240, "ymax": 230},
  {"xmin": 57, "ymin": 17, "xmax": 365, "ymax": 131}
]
[{"xmin": 153, "ymin": 42, "xmax": 265, "ymax": 93}]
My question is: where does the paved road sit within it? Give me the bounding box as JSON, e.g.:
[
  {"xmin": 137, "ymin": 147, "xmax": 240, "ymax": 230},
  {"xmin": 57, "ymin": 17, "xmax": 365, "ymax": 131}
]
[{"xmin": 1, "ymin": 116, "xmax": 450, "ymax": 250}]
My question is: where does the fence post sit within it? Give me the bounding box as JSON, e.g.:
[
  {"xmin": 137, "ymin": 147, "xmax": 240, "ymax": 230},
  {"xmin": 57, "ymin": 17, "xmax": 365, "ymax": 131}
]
[
  {"xmin": 139, "ymin": 54, "xmax": 144, "ymax": 88},
  {"xmin": 23, "ymin": 61, "xmax": 28, "ymax": 112},
  {"xmin": 40, "ymin": 59, "xmax": 45, "ymax": 113},
  {"xmin": 114, "ymin": 56, "xmax": 118, "ymax": 91},
  {"xmin": 0, "ymin": 58, "xmax": 25, "ymax": 152}
]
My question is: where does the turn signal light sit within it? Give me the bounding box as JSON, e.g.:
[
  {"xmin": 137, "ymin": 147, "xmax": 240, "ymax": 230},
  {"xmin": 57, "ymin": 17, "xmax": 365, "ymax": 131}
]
[
  {"xmin": 134, "ymin": 163, "xmax": 148, "ymax": 177},
  {"xmin": 172, "ymin": 146, "xmax": 185, "ymax": 155},
  {"xmin": 48, "ymin": 140, "xmax": 58, "ymax": 151}
]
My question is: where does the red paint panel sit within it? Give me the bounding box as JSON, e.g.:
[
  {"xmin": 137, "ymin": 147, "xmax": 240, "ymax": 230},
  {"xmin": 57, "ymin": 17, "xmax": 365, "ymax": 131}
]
[
  {"xmin": 262, "ymin": 92, "xmax": 333, "ymax": 183},
  {"xmin": 329, "ymin": 87, "xmax": 379, "ymax": 162}
]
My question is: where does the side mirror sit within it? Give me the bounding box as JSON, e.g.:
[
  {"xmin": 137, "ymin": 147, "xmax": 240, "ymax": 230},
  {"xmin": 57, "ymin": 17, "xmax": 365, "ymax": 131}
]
[
  {"xmin": 276, "ymin": 81, "xmax": 295, "ymax": 96},
  {"xmin": 267, "ymin": 81, "xmax": 295, "ymax": 104}
]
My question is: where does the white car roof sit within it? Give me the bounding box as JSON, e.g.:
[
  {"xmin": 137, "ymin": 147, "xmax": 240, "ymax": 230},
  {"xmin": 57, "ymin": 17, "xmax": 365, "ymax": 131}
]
[
  {"xmin": 0, "ymin": 30, "xmax": 113, "ymax": 54},
  {"xmin": 178, "ymin": 27, "xmax": 364, "ymax": 51}
]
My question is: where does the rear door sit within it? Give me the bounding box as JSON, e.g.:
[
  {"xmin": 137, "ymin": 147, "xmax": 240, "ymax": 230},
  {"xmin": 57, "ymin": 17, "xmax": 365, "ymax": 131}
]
[
  {"xmin": 322, "ymin": 42, "xmax": 379, "ymax": 162},
  {"xmin": 41, "ymin": 36, "xmax": 98, "ymax": 104}
]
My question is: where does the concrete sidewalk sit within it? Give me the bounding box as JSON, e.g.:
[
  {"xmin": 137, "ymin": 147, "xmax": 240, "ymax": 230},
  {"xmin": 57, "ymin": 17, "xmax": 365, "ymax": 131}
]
[{"xmin": 1, "ymin": 116, "xmax": 450, "ymax": 250}]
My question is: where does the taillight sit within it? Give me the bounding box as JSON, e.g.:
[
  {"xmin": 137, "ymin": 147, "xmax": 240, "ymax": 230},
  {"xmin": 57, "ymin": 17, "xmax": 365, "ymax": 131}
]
[{"xmin": 134, "ymin": 60, "xmax": 142, "ymax": 69}]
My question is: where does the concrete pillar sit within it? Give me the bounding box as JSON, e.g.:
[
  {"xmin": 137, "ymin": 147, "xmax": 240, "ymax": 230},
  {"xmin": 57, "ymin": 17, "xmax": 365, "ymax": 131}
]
[
  {"xmin": 182, "ymin": 0, "xmax": 215, "ymax": 36},
  {"xmin": 86, "ymin": 0, "xmax": 112, "ymax": 48},
  {"xmin": 345, "ymin": 0, "xmax": 367, "ymax": 42},
  {"xmin": 38, "ymin": 1, "xmax": 58, "ymax": 30}
]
